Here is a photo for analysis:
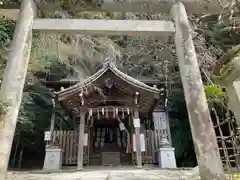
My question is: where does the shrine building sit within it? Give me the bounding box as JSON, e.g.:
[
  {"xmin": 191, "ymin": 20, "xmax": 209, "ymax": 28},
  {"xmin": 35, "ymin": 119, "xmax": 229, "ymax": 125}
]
[{"xmin": 43, "ymin": 58, "xmax": 176, "ymax": 170}]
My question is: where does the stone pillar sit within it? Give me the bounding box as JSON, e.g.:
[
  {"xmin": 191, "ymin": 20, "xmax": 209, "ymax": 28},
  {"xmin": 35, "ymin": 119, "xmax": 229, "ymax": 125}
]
[
  {"xmin": 43, "ymin": 147, "xmax": 62, "ymax": 171},
  {"xmin": 171, "ymin": 1, "xmax": 225, "ymax": 179},
  {"xmin": 0, "ymin": 1, "xmax": 36, "ymax": 179},
  {"xmin": 158, "ymin": 136, "xmax": 177, "ymax": 168},
  {"xmin": 153, "ymin": 110, "xmax": 176, "ymax": 168},
  {"xmin": 153, "ymin": 110, "xmax": 171, "ymax": 144}
]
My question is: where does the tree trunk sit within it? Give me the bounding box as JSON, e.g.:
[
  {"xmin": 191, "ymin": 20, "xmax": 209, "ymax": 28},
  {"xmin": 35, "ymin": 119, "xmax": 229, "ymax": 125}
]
[
  {"xmin": 171, "ymin": 1, "xmax": 226, "ymax": 180},
  {"xmin": 0, "ymin": 1, "xmax": 36, "ymax": 179}
]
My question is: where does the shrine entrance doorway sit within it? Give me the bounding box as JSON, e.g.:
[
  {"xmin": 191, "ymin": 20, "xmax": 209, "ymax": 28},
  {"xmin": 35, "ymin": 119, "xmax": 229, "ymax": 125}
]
[{"xmin": 91, "ymin": 117, "xmax": 132, "ymax": 166}]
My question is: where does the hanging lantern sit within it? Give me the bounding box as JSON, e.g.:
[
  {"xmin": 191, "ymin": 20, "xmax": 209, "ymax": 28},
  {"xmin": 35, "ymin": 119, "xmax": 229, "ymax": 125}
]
[{"xmin": 102, "ymin": 108, "xmax": 104, "ymax": 115}]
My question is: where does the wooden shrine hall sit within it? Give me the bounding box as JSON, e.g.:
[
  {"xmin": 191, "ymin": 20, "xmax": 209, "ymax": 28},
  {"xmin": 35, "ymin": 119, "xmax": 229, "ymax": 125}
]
[{"xmin": 45, "ymin": 58, "xmax": 175, "ymax": 170}]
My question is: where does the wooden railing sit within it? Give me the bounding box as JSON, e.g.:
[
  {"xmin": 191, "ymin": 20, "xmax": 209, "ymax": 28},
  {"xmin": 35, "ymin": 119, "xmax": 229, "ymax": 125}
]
[
  {"xmin": 52, "ymin": 131, "xmax": 89, "ymax": 165},
  {"xmin": 53, "ymin": 129, "xmax": 166, "ymax": 165}
]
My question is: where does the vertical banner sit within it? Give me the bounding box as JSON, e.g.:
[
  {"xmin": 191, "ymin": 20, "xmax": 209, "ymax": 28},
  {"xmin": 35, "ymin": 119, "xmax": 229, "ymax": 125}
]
[
  {"xmin": 132, "ymin": 134, "xmax": 146, "ymax": 152},
  {"xmin": 84, "ymin": 133, "xmax": 88, "ymax": 146}
]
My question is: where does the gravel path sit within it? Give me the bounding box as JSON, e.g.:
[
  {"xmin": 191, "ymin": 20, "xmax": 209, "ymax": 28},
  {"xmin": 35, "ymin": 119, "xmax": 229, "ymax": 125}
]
[{"xmin": 6, "ymin": 167, "xmax": 200, "ymax": 180}]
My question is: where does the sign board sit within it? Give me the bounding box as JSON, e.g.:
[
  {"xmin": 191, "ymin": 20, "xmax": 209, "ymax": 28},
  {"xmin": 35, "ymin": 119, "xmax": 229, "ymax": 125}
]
[
  {"xmin": 44, "ymin": 131, "xmax": 51, "ymax": 141},
  {"xmin": 132, "ymin": 134, "xmax": 145, "ymax": 152},
  {"xmin": 84, "ymin": 133, "xmax": 88, "ymax": 146},
  {"xmin": 153, "ymin": 112, "xmax": 167, "ymax": 130},
  {"xmin": 133, "ymin": 118, "xmax": 140, "ymax": 128}
]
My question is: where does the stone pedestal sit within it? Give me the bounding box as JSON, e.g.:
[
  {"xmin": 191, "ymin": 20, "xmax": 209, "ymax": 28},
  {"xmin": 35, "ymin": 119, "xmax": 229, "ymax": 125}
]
[
  {"xmin": 157, "ymin": 148, "xmax": 177, "ymax": 168},
  {"xmin": 43, "ymin": 147, "xmax": 62, "ymax": 171}
]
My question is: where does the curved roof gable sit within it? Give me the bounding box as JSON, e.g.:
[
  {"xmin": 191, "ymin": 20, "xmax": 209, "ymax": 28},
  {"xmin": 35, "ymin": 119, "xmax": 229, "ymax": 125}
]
[{"xmin": 57, "ymin": 57, "xmax": 160, "ymax": 100}]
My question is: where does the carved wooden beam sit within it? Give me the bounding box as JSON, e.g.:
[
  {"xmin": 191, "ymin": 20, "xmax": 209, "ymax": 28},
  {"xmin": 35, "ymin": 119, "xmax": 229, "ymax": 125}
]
[{"xmin": 32, "ymin": 19, "xmax": 175, "ymax": 36}]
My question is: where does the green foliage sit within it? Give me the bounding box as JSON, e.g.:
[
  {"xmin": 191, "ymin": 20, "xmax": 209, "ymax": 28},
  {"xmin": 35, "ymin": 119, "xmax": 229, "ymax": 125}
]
[
  {"xmin": 204, "ymin": 85, "xmax": 225, "ymax": 105},
  {"xmin": 167, "ymin": 85, "xmax": 226, "ymax": 167},
  {"xmin": 0, "ymin": 19, "xmax": 15, "ymax": 44},
  {"xmin": 199, "ymin": 14, "xmax": 240, "ymax": 51},
  {"xmin": 167, "ymin": 88, "xmax": 188, "ymax": 119},
  {"xmin": 170, "ymin": 119, "xmax": 197, "ymax": 167},
  {"xmin": 167, "ymin": 88, "xmax": 197, "ymax": 166}
]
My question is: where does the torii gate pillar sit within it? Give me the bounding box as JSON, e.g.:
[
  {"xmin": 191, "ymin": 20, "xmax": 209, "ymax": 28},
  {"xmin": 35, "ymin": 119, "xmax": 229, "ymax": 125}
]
[
  {"xmin": 171, "ymin": 1, "xmax": 225, "ymax": 180},
  {"xmin": 0, "ymin": 0, "xmax": 36, "ymax": 179}
]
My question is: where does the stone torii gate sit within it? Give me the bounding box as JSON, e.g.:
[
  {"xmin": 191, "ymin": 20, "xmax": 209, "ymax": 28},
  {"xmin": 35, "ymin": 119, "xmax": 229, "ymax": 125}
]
[{"xmin": 0, "ymin": 0, "xmax": 229, "ymax": 179}]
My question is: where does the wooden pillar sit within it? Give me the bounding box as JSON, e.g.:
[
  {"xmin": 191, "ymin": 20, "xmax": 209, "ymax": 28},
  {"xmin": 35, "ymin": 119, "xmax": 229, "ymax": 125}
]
[
  {"xmin": 77, "ymin": 111, "xmax": 86, "ymax": 170},
  {"xmin": 134, "ymin": 109, "xmax": 142, "ymax": 168},
  {"xmin": 0, "ymin": 1, "xmax": 36, "ymax": 179},
  {"xmin": 134, "ymin": 92, "xmax": 142, "ymax": 168},
  {"xmin": 49, "ymin": 98, "xmax": 56, "ymax": 146},
  {"xmin": 171, "ymin": 1, "xmax": 225, "ymax": 179}
]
